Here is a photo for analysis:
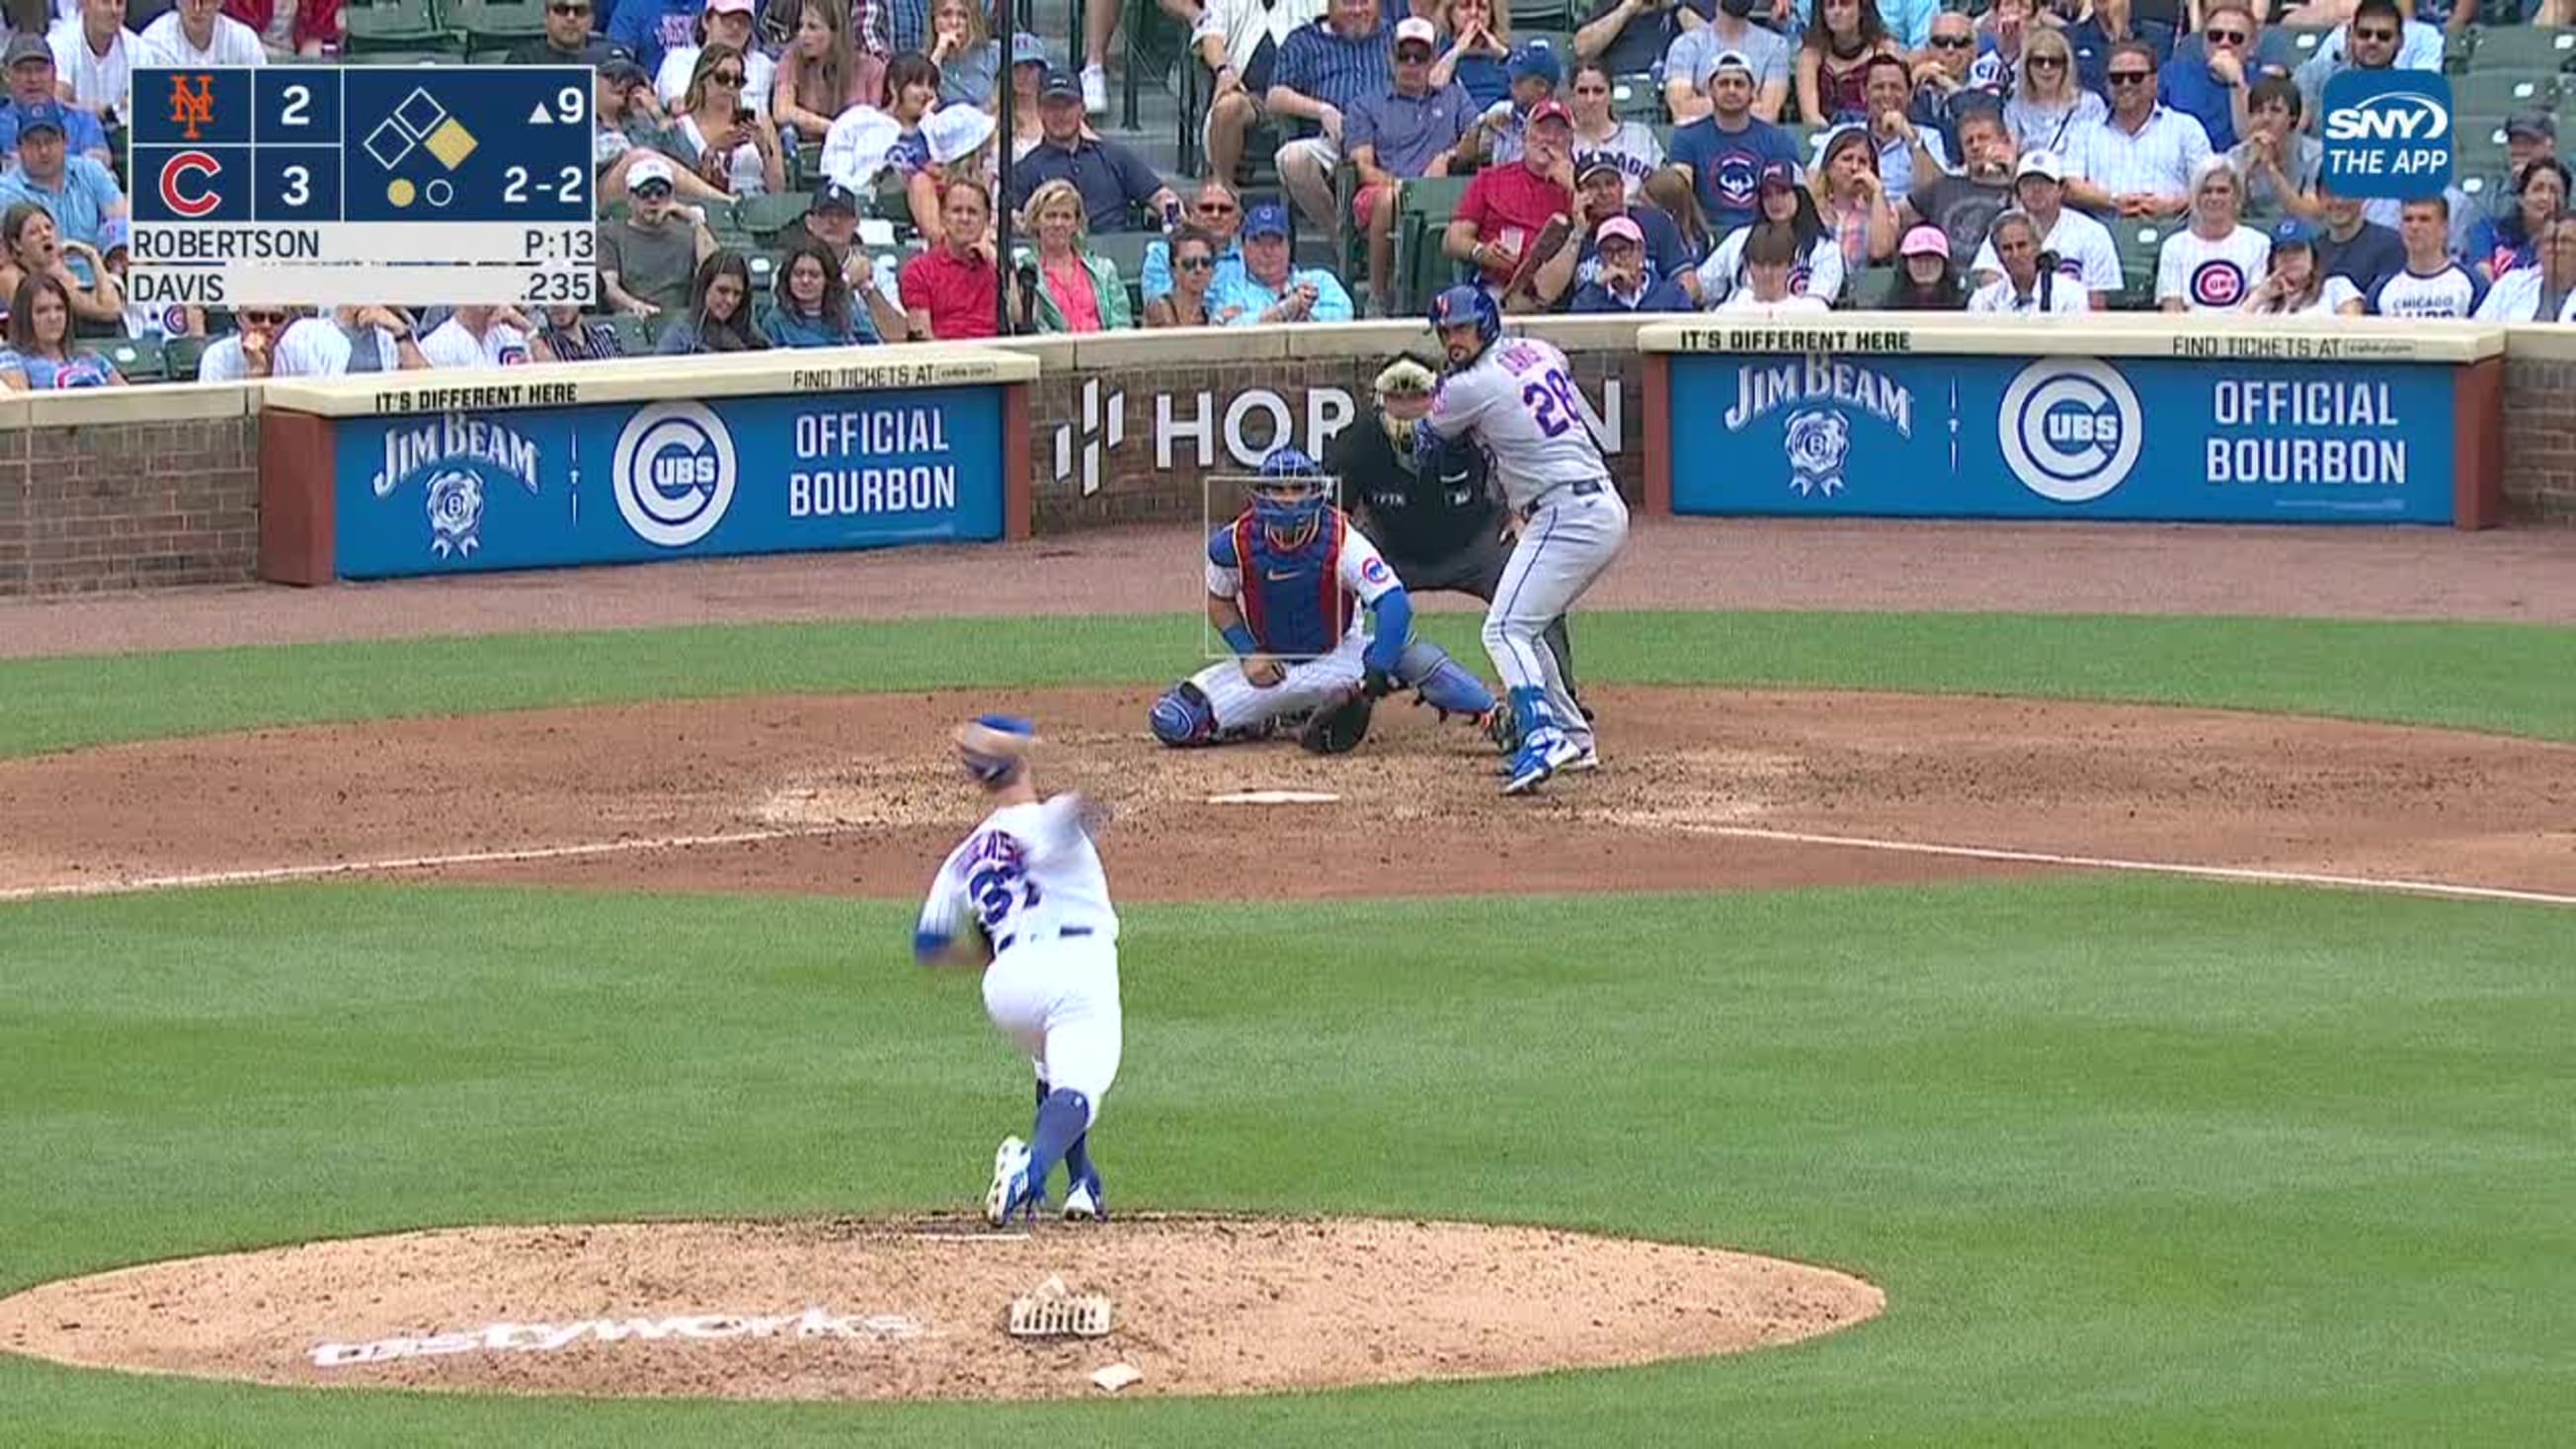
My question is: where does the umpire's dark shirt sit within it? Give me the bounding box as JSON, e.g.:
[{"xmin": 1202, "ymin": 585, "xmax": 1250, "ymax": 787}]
[{"xmin": 1328, "ymin": 409, "xmax": 1497, "ymax": 564}]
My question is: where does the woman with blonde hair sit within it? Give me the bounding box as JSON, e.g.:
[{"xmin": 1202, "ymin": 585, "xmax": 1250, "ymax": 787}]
[
  {"xmin": 1429, "ymin": 0, "xmax": 1512, "ymax": 109},
  {"xmin": 675, "ymin": 42, "xmax": 786, "ymax": 198},
  {"xmin": 773, "ymin": 0, "xmax": 872, "ymax": 145},
  {"xmin": 928, "ymin": 0, "xmax": 1000, "ymax": 108},
  {"xmin": 1012, "ymin": 178, "xmax": 1133, "ymax": 334},
  {"xmin": 2000, "ymin": 28, "xmax": 2105, "ymax": 159},
  {"xmin": 1811, "ymin": 126, "xmax": 1896, "ymax": 272}
]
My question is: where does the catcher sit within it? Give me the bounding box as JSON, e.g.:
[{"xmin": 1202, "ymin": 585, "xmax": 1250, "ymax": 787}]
[
  {"xmin": 1330, "ymin": 356, "xmax": 1583, "ymax": 752},
  {"xmin": 1147, "ymin": 446, "xmax": 1495, "ymax": 755}
]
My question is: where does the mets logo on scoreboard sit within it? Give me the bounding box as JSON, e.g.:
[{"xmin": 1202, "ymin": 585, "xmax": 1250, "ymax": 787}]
[{"xmin": 167, "ymin": 72, "xmax": 216, "ymax": 140}]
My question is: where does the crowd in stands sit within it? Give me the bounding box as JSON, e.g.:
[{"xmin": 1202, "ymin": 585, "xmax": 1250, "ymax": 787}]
[{"xmin": 0, "ymin": 0, "xmax": 2561, "ymax": 386}]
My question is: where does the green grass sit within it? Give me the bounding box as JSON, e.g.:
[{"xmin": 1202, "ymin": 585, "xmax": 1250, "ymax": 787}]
[
  {"xmin": 2, "ymin": 879, "xmax": 2570, "ymax": 1446},
  {"xmin": 3, "ymin": 611, "xmax": 2573, "ymax": 758}
]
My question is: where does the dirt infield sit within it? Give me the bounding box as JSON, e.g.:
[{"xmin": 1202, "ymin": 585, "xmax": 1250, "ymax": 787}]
[
  {"xmin": 0, "ymin": 1217, "xmax": 1883, "ymax": 1401},
  {"xmin": 0, "ymin": 686, "xmax": 2568, "ymax": 903}
]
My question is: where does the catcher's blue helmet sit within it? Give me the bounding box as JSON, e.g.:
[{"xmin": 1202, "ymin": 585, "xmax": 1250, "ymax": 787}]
[{"xmin": 1428, "ymin": 284, "xmax": 1500, "ymax": 355}]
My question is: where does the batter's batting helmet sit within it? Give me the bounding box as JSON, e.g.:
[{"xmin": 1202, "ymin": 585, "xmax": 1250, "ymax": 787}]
[{"xmin": 1428, "ymin": 284, "xmax": 1500, "ymax": 358}]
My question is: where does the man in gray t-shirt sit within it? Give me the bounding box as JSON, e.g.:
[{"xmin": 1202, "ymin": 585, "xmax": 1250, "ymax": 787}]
[
  {"xmin": 600, "ymin": 156, "xmax": 717, "ymax": 319},
  {"xmin": 1662, "ymin": 7, "xmax": 1790, "ymax": 123}
]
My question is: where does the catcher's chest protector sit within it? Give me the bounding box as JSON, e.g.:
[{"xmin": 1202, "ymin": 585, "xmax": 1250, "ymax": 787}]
[{"xmin": 1232, "ymin": 512, "xmax": 1354, "ymax": 659}]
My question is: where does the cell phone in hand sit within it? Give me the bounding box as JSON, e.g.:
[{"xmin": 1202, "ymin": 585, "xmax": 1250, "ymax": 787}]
[{"xmin": 734, "ymin": 107, "xmax": 756, "ymax": 125}]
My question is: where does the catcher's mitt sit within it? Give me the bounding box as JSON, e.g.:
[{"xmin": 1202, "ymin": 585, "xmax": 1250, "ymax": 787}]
[{"xmin": 1297, "ymin": 689, "xmax": 1375, "ymax": 755}]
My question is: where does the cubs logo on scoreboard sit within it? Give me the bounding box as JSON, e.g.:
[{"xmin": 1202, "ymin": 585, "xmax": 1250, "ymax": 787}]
[{"xmin": 127, "ymin": 66, "xmax": 597, "ymax": 308}]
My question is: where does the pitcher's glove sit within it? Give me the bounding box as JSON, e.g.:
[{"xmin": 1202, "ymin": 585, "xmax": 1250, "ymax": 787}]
[{"xmin": 1297, "ymin": 687, "xmax": 1375, "ymax": 755}]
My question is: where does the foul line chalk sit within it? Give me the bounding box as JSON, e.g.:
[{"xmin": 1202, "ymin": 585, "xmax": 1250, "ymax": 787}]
[{"xmin": 0, "ymin": 822, "xmax": 2563, "ymax": 909}]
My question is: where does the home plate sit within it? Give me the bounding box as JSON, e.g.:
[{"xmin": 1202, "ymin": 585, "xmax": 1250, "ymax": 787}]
[{"xmin": 1208, "ymin": 790, "xmax": 1341, "ymax": 805}]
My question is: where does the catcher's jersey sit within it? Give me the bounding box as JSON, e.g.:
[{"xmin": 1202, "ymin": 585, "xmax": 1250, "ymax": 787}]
[
  {"xmin": 919, "ymin": 795, "xmax": 1119, "ymax": 953},
  {"xmin": 1206, "ymin": 509, "xmax": 1400, "ymax": 659},
  {"xmin": 1421, "ymin": 336, "xmax": 1611, "ymax": 515}
]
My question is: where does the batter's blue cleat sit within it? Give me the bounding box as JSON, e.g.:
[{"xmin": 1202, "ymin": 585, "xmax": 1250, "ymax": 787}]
[
  {"xmin": 1502, "ymin": 730, "xmax": 1583, "ymax": 795},
  {"xmin": 1063, "ymin": 1169, "xmax": 1105, "ymax": 1223}
]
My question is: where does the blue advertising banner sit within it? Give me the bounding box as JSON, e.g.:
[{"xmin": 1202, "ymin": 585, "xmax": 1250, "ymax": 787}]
[
  {"xmin": 334, "ymin": 386, "xmax": 1005, "ymax": 579},
  {"xmin": 1670, "ymin": 353, "xmax": 2455, "ymax": 523}
]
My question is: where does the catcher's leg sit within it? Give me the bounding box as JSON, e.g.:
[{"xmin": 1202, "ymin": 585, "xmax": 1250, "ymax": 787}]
[
  {"xmin": 1149, "ymin": 661, "xmax": 1307, "ymax": 747},
  {"xmin": 1394, "ymin": 639, "xmax": 1495, "ymax": 717}
]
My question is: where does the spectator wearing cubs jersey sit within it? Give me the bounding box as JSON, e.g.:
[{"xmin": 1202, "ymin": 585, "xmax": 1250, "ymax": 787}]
[
  {"xmin": 1445, "ymin": 96, "xmax": 1578, "ymax": 308},
  {"xmin": 419, "ymin": 305, "xmax": 555, "ymax": 369},
  {"xmin": 1711, "ymin": 218, "xmax": 1829, "ymax": 312},
  {"xmin": 2367, "ymin": 196, "xmax": 2486, "ymax": 319},
  {"xmin": 1565, "ymin": 57, "xmax": 1660, "ymax": 202},
  {"xmin": 1697, "ymin": 162, "xmax": 1843, "ymax": 307},
  {"xmin": 1968, "ymin": 150, "xmax": 2118, "ymax": 308},
  {"xmin": 1967, "ymin": 209, "xmax": 2087, "ymax": 313},
  {"xmin": 134, "ymin": 0, "xmax": 267, "ymax": 68},
  {"xmin": 2156, "ymin": 158, "xmax": 2267, "ymax": 312},
  {"xmin": 2065, "ymin": 41, "xmax": 2213, "ymax": 223},
  {"xmin": 1665, "ymin": 50, "xmax": 1801, "ymax": 234}
]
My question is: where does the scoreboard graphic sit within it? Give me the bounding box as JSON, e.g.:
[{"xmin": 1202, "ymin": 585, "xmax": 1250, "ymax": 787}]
[{"xmin": 128, "ymin": 66, "xmax": 597, "ymax": 308}]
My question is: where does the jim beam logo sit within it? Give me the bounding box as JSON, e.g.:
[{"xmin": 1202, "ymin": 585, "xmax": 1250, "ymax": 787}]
[{"xmin": 1052, "ymin": 378, "xmax": 1125, "ymax": 497}]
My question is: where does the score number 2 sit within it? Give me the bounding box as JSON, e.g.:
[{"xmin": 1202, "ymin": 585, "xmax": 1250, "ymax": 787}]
[{"xmin": 503, "ymin": 164, "xmax": 588, "ymax": 207}]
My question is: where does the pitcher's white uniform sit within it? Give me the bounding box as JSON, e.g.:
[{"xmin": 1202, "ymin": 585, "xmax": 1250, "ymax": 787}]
[
  {"xmin": 1188, "ymin": 513, "xmax": 1404, "ymax": 733},
  {"xmin": 1420, "ymin": 335, "xmax": 1630, "ymax": 754},
  {"xmin": 918, "ymin": 794, "xmax": 1122, "ymax": 1120}
]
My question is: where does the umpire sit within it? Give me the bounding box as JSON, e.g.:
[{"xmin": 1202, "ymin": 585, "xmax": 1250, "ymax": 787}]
[{"xmin": 1331, "ymin": 355, "xmax": 1581, "ymax": 713}]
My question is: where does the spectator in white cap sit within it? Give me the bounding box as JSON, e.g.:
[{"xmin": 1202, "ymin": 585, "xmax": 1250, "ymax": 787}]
[
  {"xmin": 2156, "ymin": 156, "xmax": 2268, "ymax": 312},
  {"xmin": 1664, "ymin": 48, "xmax": 1803, "ymax": 234},
  {"xmin": 1968, "ymin": 149, "xmax": 2117, "ymax": 308},
  {"xmin": 1886, "ymin": 222, "xmax": 1964, "ymax": 309},
  {"xmin": 1967, "ymin": 210, "xmax": 2086, "ymax": 313},
  {"xmin": 1662, "ymin": 0, "xmax": 1791, "ymax": 123},
  {"xmin": 599, "ymin": 154, "xmax": 721, "ymax": 318},
  {"xmin": 658, "ymin": 0, "xmax": 775, "ymax": 117},
  {"xmin": 909, "ymin": 99, "xmax": 996, "ymax": 244},
  {"xmin": 49, "ymin": 0, "xmax": 142, "ymax": 132},
  {"xmin": 1570, "ymin": 215, "xmax": 1692, "ymax": 311},
  {"xmin": 2473, "ymin": 212, "xmax": 2576, "ymax": 325},
  {"xmin": 1348, "ymin": 15, "xmax": 1475, "ymax": 313}
]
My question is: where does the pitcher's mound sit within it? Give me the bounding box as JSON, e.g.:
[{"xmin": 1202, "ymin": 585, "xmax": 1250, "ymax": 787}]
[{"xmin": 0, "ymin": 1216, "xmax": 1884, "ymax": 1402}]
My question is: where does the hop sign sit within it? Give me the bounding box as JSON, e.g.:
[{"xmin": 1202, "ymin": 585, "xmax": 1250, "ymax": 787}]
[{"xmin": 2319, "ymin": 70, "xmax": 2455, "ymax": 201}]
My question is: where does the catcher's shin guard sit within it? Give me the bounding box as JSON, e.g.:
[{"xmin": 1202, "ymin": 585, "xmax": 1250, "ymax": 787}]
[
  {"xmin": 1395, "ymin": 640, "xmax": 1495, "ymax": 719},
  {"xmin": 1148, "ymin": 683, "xmax": 1218, "ymax": 747}
]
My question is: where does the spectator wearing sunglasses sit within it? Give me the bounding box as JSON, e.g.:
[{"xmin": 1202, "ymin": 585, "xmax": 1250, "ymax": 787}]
[
  {"xmin": 2290, "ymin": 0, "xmax": 2434, "ymax": 129},
  {"xmin": 670, "ymin": 41, "xmax": 784, "ymax": 197},
  {"xmin": 2063, "ymin": 40, "xmax": 2212, "ymax": 220},
  {"xmin": 512, "ymin": 0, "xmax": 630, "ymax": 65},
  {"xmin": 196, "ymin": 304, "xmax": 300, "ymax": 382},
  {"xmin": 2154, "ymin": 0, "xmax": 2274, "ymax": 151},
  {"xmin": 657, "ymin": 0, "xmax": 776, "ymax": 118},
  {"xmin": 1906, "ymin": 12, "xmax": 1999, "ymax": 162},
  {"xmin": 1145, "ymin": 225, "xmax": 1227, "ymax": 327},
  {"xmin": 1140, "ymin": 179, "xmax": 1249, "ymax": 312}
]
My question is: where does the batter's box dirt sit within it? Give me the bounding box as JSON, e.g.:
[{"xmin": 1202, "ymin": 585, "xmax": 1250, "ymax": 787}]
[
  {"xmin": 0, "ymin": 1217, "xmax": 1885, "ymax": 1402},
  {"xmin": 0, "ymin": 687, "xmax": 2565, "ymax": 902}
]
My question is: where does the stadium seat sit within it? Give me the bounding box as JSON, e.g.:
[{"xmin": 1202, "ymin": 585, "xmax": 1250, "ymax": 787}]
[
  {"xmin": 1510, "ymin": 0, "xmax": 1571, "ymax": 30},
  {"xmin": 739, "ymin": 191, "xmax": 814, "ymax": 245},
  {"xmin": 103, "ymin": 337, "xmax": 165, "ymax": 381},
  {"xmin": 2464, "ymin": 25, "xmax": 2576, "ymax": 76},
  {"xmin": 2114, "ymin": 222, "xmax": 2162, "ymax": 310},
  {"xmin": 2282, "ymin": 26, "xmax": 2332, "ymax": 60},
  {"xmin": 1848, "ymin": 264, "xmax": 1896, "ymax": 308},
  {"xmin": 448, "ymin": 0, "xmax": 545, "ymax": 44},
  {"xmin": 1392, "ymin": 175, "xmax": 1472, "ymax": 316},
  {"xmin": 163, "ymin": 335, "xmax": 208, "ymax": 382},
  {"xmin": 1087, "ymin": 229, "xmax": 1159, "ymax": 302},
  {"xmin": 598, "ymin": 312, "xmax": 655, "ymax": 356},
  {"xmin": 1610, "ymin": 74, "xmax": 1663, "ymax": 123},
  {"xmin": 744, "ymin": 250, "xmax": 781, "ymax": 292},
  {"xmin": 342, "ymin": 0, "xmax": 450, "ymax": 54},
  {"xmin": 2450, "ymin": 69, "xmax": 2554, "ymax": 115}
]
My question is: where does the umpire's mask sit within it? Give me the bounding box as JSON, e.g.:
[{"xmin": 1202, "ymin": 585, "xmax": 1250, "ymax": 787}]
[{"xmin": 1375, "ymin": 358, "xmax": 1439, "ymax": 454}]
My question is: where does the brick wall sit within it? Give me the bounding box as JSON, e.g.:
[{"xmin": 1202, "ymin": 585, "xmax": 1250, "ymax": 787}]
[
  {"xmin": 1022, "ymin": 337, "xmax": 1646, "ymax": 533},
  {"xmin": 2500, "ymin": 355, "xmax": 2576, "ymax": 525},
  {"xmin": 0, "ymin": 396, "xmax": 261, "ymax": 599}
]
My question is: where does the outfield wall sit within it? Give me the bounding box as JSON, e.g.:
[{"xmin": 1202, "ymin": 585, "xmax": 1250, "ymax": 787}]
[{"xmin": 0, "ymin": 319, "xmax": 2568, "ymax": 599}]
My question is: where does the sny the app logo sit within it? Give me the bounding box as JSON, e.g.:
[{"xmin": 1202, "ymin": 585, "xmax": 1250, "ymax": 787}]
[
  {"xmin": 167, "ymin": 73, "xmax": 216, "ymax": 140},
  {"xmin": 2319, "ymin": 70, "xmax": 2453, "ymax": 202}
]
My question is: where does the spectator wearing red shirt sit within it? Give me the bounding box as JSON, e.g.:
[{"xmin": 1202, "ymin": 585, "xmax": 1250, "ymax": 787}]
[
  {"xmin": 220, "ymin": 0, "xmax": 342, "ymax": 57},
  {"xmin": 899, "ymin": 173, "xmax": 1016, "ymax": 339},
  {"xmin": 1442, "ymin": 95, "xmax": 1576, "ymax": 311}
]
